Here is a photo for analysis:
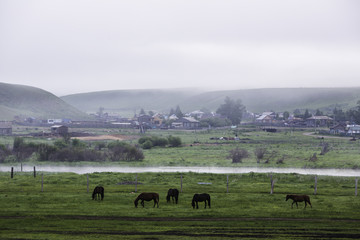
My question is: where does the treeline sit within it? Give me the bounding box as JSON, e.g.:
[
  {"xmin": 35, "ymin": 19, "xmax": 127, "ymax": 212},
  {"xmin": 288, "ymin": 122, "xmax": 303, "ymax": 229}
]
[{"xmin": 0, "ymin": 137, "xmax": 145, "ymax": 163}]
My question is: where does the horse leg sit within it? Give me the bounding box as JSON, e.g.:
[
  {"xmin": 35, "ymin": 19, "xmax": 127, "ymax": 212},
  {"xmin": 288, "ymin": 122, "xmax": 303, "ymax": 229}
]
[
  {"xmin": 196, "ymin": 201, "xmax": 199, "ymax": 209},
  {"xmin": 141, "ymin": 200, "xmax": 144, "ymax": 208},
  {"xmin": 296, "ymin": 202, "xmax": 298, "ymax": 208},
  {"xmin": 291, "ymin": 201, "xmax": 294, "ymax": 208},
  {"xmin": 204, "ymin": 201, "xmax": 207, "ymax": 209}
]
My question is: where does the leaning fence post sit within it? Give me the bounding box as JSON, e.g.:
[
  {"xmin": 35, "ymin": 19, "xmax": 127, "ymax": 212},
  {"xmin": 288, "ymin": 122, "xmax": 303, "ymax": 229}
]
[
  {"xmin": 41, "ymin": 174, "xmax": 44, "ymax": 192},
  {"xmin": 227, "ymin": 175, "xmax": 229, "ymax": 193},
  {"xmin": 135, "ymin": 173, "xmax": 138, "ymax": 193},
  {"xmin": 11, "ymin": 167, "xmax": 14, "ymax": 179},
  {"xmin": 355, "ymin": 178, "xmax": 358, "ymax": 196},
  {"xmin": 180, "ymin": 175, "xmax": 183, "ymax": 193},
  {"xmin": 34, "ymin": 166, "xmax": 36, "ymax": 178},
  {"xmin": 314, "ymin": 175, "xmax": 318, "ymax": 195},
  {"xmin": 87, "ymin": 174, "xmax": 89, "ymax": 193}
]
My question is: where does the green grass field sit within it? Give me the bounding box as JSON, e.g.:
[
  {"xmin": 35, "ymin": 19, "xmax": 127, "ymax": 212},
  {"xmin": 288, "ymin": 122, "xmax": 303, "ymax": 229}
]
[{"xmin": 1, "ymin": 171, "xmax": 360, "ymax": 239}]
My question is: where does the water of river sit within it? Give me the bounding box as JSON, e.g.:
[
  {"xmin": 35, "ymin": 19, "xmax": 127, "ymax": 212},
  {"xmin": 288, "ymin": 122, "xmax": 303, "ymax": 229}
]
[{"xmin": 1, "ymin": 165, "xmax": 360, "ymax": 177}]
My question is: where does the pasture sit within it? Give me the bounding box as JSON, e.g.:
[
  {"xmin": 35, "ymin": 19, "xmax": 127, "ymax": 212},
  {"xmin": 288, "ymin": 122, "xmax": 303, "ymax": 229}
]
[{"xmin": 1, "ymin": 171, "xmax": 360, "ymax": 239}]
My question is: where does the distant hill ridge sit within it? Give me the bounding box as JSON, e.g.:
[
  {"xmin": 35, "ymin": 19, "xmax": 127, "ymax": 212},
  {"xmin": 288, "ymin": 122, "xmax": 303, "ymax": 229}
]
[
  {"xmin": 1, "ymin": 82, "xmax": 360, "ymax": 120},
  {"xmin": 61, "ymin": 87, "xmax": 360, "ymax": 117},
  {"xmin": 0, "ymin": 82, "xmax": 88, "ymax": 120}
]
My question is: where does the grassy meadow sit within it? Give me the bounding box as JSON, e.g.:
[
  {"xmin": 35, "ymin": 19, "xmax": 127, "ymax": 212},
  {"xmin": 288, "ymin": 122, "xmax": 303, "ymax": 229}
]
[
  {"xmin": 1, "ymin": 171, "xmax": 360, "ymax": 239},
  {"xmin": 2, "ymin": 126, "xmax": 360, "ymax": 239}
]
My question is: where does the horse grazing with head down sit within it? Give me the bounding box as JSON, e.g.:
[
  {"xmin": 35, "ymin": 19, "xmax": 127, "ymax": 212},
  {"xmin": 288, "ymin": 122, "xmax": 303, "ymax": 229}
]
[
  {"xmin": 92, "ymin": 186, "xmax": 104, "ymax": 200},
  {"xmin": 286, "ymin": 194, "xmax": 312, "ymax": 208},
  {"xmin": 166, "ymin": 188, "xmax": 179, "ymax": 204},
  {"xmin": 192, "ymin": 193, "xmax": 211, "ymax": 209},
  {"xmin": 134, "ymin": 192, "xmax": 159, "ymax": 208}
]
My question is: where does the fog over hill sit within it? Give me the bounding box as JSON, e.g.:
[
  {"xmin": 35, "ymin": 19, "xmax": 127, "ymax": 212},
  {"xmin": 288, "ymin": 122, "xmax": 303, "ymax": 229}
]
[
  {"xmin": 61, "ymin": 87, "xmax": 360, "ymax": 117},
  {"xmin": 1, "ymin": 81, "xmax": 360, "ymax": 121},
  {"xmin": 0, "ymin": 82, "xmax": 88, "ymax": 121}
]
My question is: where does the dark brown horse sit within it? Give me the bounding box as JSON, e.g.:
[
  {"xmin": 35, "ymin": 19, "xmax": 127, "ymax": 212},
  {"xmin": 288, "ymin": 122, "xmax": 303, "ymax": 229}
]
[
  {"xmin": 92, "ymin": 186, "xmax": 104, "ymax": 200},
  {"xmin": 166, "ymin": 188, "xmax": 179, "ymax": 204},
  {"xmin": 192, "ymin": 193, "xmax": 211, "ymax": 209},
  {"xmin": 286, "ymin": 194, "xmax": 312, "ymax": 208},
  {"xmin": 134, "ymin": 192, "xmax": 159, "ymax": 208}
]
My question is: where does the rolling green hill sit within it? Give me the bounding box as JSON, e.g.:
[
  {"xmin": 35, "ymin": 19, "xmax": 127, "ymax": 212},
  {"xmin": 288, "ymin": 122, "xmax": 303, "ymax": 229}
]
[
  {"xmin": 0, "ymin": 82, "xmax": 89, "ymax": 121},
  {"xmin": 61, "ymin": 87, "xmax": 360, "ymax": 116}
]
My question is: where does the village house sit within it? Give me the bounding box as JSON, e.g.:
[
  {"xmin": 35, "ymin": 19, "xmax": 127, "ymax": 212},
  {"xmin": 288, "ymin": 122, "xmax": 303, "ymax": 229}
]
[
  {"xmin": 51, "ymin": 125, "xmax": 68, "ymax": 135},
  {"xmin": 347, "ymin": 125, "xmax": 360, "ymax": 136},
  {"xmin": 0, "ymin": 122, "xmax": 12, "ymax": 135},
  {"xmin": 172, "ymin": 117, "xmax": 200, "ymax": 129},
  {"xmin": 255, "ymin": 112, "xmax": 276, "ymax": 124},
  {"xmin": 306, "ymin": 116, "xmax": 333, "ymax": 127},
  {"xmin": 329, "ymin": 122, "xmax": 347, "ymax": 135}
]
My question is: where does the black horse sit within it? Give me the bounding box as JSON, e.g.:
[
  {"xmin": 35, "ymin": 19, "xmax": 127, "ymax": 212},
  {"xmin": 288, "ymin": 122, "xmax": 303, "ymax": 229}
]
[
  {"xmin": 286, "ymin": 194, "xmax": 312, "ymax": 208},
  {"xmin": 192, "ymin": 193, "xmax": 211, "ymax": 209},
  {"xmin": 134, "ymin": 192, "xmax": 159, "ymax": 208},
  {"xmin": 166, "ymin": 188, "xmax": 179, "ymax": 204},
  {"xmin": 92, "ymin": 186, "xmax": 104, "ymax": 200}
]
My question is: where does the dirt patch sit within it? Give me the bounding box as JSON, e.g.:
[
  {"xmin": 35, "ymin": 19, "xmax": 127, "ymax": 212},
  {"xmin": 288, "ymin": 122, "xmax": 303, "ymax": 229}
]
[{"xmin": 72, "ymin": 134, "xmax": 137, "ymax": 141}]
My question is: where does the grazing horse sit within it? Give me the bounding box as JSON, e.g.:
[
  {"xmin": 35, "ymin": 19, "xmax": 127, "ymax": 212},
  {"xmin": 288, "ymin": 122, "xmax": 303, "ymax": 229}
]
[
  {"xmin": 134, "ymin": 192, "xmax": 159, "ymax": 208},
  {"xmin": 166, "ymin": 188, "xmax": 179, "ymax": 204},
  {"xmin": 192, "ymin": 193, "xmax": 211, "ymax": 209},
  {"xmin": 286, "ymin": 194, "xmax": 312, "ymax": 208},
  {"xmin": 92, "ymin": 186, "xmax": 104, "ymax": 200}
]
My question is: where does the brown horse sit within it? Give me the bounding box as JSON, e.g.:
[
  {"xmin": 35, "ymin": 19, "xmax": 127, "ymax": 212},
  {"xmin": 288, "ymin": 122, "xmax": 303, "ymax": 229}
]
[
  {"xmin": 286, "ymin": 194, "xmax": 312, "ymax": 208},
  {"xmin": 92, "ymin": 186, "xmax": 104, "ymax": 200},
  {"xmin": 134, "ymin": 192, "xmax": 159, "ymax": 208}
]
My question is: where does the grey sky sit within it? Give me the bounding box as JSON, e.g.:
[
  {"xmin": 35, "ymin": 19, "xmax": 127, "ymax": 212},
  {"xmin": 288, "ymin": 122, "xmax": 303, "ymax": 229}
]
[{"xmin": 1, "ymin": 0, "xmax": 360, "ymax": 96}]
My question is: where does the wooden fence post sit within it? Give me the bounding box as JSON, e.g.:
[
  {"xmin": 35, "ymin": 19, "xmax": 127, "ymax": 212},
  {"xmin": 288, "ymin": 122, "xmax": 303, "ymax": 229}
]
[
  {"xmin": 270, "ymin": 174, "xmax": 274, "ymax": 194},
  {"xmin": 314, "ymin": 175, "xmax": 318, "ymax": 195},
  {"xmin": 41, "ymin": 174, "xmax": 44, "ymax": 192},
  {"xmin": 355, "ymin": 178, "xmax": 358, "ymax": 196},
  {"xmin": 11, "ymin": 167, "xmax": 13, "ymax": 179},
  {"xmin": 135, "ymin": 173, "xmax": 138, "ymax": 193},
  {"xmin": 87, "ymin": 174, "xmax": 89, "ymax": 193},
  {"xmin": 34, "ymin": 166, "xmax": 36, "ymax": 178},
  {"xmin": 227, "ymin": 175, "xmax": 229, "ymax": 193},
  {"xmin": 21, "ymin": 163, "xmax": 23, "ymax": 172},
  {"xmin": 180, "ymin": 175, "xmax": 183, "ymax": 193}
]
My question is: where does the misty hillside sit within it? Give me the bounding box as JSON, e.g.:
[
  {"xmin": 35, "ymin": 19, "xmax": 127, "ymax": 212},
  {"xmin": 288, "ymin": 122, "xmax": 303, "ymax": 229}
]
[
  {"xmin": 61, "ymin": 87, "xmax": 360, "ymax": 116},
  {"xmin": 0, "ymin": 82, "xmax": 88, "ymax": 120}
]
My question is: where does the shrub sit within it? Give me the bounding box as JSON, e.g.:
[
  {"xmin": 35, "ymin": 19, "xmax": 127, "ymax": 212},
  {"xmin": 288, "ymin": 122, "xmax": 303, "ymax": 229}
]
[
  {"xmin": 227, "ymin": 147, "xmax": 249, "ymax": 163},
  {"xmin": 168, "ymin": 135, "xmax": 182, "ymax": 147}
]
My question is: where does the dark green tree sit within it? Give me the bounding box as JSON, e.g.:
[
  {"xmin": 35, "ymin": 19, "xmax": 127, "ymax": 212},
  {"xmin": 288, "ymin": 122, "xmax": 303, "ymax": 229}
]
[
  {"xmin": 216, "ymin": 97, "xmax": 245, "ymax": 125},
  {"xmin": 175, "ymin": 105, "xmax": 183, "ymax": 118},
  {"xmin": 304, "ymin": 109, "xmax": 311, "ymax": 119},
  {"xmin": 283, "ymin": 111, "xmax": 290, "ymax": 120}
]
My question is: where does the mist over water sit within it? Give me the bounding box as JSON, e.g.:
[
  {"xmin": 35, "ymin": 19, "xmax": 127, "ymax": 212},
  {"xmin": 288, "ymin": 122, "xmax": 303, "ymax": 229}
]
[{"xmin": 1, "ymin": 165, "xmax": 360, "ymax": 177}]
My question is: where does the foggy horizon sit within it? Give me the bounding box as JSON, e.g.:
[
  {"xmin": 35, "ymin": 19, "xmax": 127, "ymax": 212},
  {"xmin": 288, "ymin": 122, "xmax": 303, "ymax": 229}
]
[{"xmin": 1, "ymin": 0, "xmax": 360, "ymax": 96}]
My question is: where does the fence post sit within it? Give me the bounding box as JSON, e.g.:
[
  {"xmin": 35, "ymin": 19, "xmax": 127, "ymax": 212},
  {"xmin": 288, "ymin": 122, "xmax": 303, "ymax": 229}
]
[
  {"xmin": 41, "ymin": 174, "xmax": 44, "ymax": 192},
  {"xmin": 11, "ymin": 167, "xmax": 14, "ymax": 179},
  {"xmin": 87, "ymin": 174, "xmax": 89, "ymax": 193},
  {"xmin": 314, "ymin": 175, "xmax": 318, "ymax": 195},
  {"xmin": 135, "ymin": 173, "xmax": 138, "ymax": 193},
  {"xmin": 227, "ymin": 175, "xmax": 229, "ymax": 193},
  {"xmin": 355, "ymin": 178, "xmax": 358, "ymax": 196},
  {"xmin": 180, "ymin": 175, "xmax": 183, "ymax": 193},
  {"xmin": 21, "ymin": 163, "xmax": 23, "ymax": 172},
  {"xmin": 270, "ymin": 174, "xmax": 274, "ymax": 194},
  {"xmin": 34, "ymin": 166, "xmax": 36, "ymax": 178}
]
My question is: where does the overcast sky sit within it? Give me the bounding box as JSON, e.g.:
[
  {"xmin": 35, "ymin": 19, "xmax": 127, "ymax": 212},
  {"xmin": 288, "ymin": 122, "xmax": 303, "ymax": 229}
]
[{"xmin": 1, "ymin": 0, "xmax": 360, "ymax": 96}]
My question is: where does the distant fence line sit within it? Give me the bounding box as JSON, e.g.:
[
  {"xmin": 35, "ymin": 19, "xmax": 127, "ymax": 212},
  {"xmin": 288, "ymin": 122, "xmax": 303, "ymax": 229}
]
[{"xmin": 6, "ymin": 166, "xmax": 359, "ymax": 196}]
